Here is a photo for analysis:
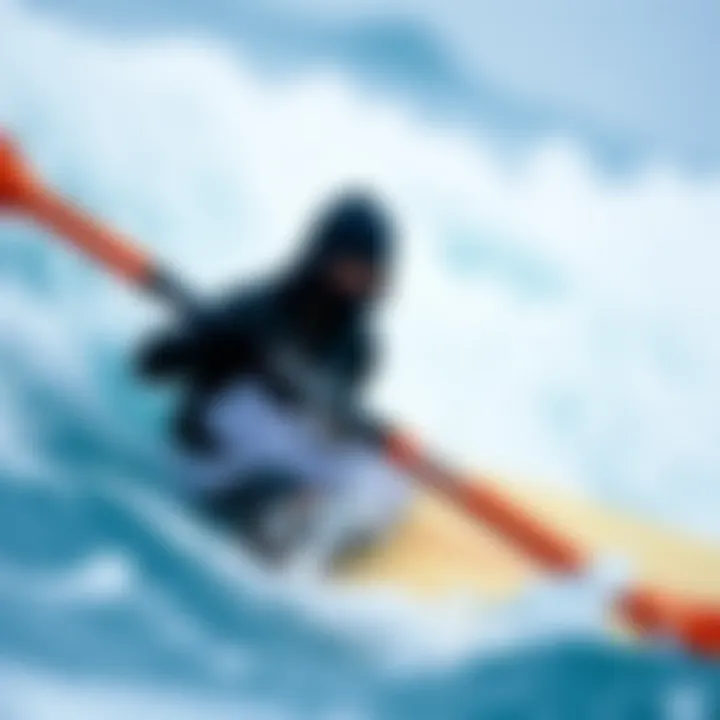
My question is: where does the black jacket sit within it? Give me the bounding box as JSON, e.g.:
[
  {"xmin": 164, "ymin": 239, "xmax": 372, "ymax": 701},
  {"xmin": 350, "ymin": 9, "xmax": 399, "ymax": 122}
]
[{"xmin": 137, "ymin": 191, "xmax": 394, "ymax": 451}]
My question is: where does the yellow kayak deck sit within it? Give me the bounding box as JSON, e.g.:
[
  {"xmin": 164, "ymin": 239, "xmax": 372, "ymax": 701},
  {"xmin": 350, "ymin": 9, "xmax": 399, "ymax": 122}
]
[{"xmin": 341, "ymin": 479, "xmax": 720, "ymax": 604}]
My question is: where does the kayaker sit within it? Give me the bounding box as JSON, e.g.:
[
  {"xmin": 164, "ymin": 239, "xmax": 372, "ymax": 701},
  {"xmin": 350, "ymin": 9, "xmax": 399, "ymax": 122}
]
[{"xmin": 135, "ymin": 191, "xmax": 410, "ymax": 563}]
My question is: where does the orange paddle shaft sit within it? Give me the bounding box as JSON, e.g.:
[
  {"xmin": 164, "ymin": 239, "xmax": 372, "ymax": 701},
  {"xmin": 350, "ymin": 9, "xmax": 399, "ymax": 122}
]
[
  {"xmin": 385, "ymin": 430, "xmax": 720, "ymax": 657},
  {"xmin": 2, "ymin": 132, "xmax": 720, "ymax": 658}
]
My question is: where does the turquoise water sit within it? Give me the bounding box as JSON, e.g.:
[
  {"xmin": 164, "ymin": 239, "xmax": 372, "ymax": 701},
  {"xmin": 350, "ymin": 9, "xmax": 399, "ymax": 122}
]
[
  {"xmin": 0, "ymin": 457, "xmax": 718, "ymax": 717},
  {"xmin": 2, "ymin": 1, "xmax": 720, "ymax": 716}
]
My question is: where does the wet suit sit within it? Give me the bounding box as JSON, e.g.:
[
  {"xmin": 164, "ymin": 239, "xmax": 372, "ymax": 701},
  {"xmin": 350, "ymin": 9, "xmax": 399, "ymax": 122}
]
[{"xmin": 136, "ymin": 192, "xmax": 406, "ymax": 561}]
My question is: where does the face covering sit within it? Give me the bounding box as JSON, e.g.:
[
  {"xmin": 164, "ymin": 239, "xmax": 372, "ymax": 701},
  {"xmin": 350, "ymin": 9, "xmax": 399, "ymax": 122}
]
[{"xmin": 279, "ymin": 191, "xmax": 395, "ymax": 350}]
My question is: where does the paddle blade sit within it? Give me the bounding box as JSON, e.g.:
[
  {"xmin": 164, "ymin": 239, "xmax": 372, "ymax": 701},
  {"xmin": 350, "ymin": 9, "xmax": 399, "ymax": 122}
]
[
  {"xmin": 0, "ymin": 131, "xmax": 154, "ymax": 285},
  {"xmin": 620, "ymin": 588, "xmax": 720, "ymax": 658},
  {"xmin": 0, "ymin": 133, "xmax": 37, "ymax": 208}
]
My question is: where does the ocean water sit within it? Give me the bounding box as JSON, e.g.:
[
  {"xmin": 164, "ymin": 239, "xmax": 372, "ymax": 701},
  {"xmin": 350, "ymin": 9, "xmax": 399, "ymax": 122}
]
[{"xmin": 1, "ymin": 1, "xmax": 720, "ymax": 717}]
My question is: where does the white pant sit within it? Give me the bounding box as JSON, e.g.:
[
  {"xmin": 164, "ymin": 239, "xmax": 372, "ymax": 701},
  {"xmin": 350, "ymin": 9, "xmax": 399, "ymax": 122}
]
[{"xmin": 185, "ymin": 383, "xmax": 411, "ymax": 544}]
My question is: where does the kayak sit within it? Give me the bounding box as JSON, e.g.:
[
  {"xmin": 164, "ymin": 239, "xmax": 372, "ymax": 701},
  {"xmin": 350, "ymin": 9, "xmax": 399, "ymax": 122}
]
[{"xmin": 340, "ymin": 477, "xmax": 720, "ymax": 605}]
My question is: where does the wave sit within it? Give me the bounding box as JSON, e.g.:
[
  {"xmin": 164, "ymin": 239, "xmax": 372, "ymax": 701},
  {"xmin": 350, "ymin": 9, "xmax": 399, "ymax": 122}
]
[{"xmin": 1, "ymin": 2, "xmax": 720, "ymax": 716}]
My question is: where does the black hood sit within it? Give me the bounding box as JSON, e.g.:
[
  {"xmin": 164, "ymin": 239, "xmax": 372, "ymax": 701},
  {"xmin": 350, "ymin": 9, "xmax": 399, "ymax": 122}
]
[
  {"xmin": 298, "ymin": 190, "xmax": 393, "ymax": 276},
  {"xmin": 279, "ymin": 190, "xmax": 394, "ymax": 350}
]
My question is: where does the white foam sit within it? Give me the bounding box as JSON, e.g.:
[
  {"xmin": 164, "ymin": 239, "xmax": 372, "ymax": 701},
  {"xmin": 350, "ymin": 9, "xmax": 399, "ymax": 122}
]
[
  {"xmin": 0, "ymin": 549, "xmax": 135, "ymax": 605},
  {"xmin": 2, "ymin": 0, "xmax": 720, "ymax": 537},
  {"xmin": 0, "ymin": 662, "xmax": 282, "ymax": 720}
]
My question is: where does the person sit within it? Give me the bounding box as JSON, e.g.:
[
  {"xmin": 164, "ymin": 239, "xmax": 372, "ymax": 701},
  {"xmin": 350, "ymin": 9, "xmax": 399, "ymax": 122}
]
[{"xmin": 136, "ymin": 191, "xmax": 410, "ymax": 564}]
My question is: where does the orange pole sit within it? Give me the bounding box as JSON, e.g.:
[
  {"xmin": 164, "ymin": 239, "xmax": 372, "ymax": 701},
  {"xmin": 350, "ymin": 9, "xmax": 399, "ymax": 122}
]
[
  {"xmin": 386, "ymin": 427, "xmax": 720, "ymax": 657},
  {"xmin": 2, "ymin": 131, "xmax": 720, "ymax": 658}
]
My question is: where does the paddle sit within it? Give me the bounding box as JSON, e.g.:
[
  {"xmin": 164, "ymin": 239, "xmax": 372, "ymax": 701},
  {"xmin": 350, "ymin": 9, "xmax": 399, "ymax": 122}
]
[{"xmin": 2, "ymin": 132, "xmax": 719, "ymax": 658}]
